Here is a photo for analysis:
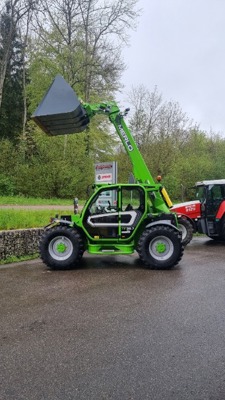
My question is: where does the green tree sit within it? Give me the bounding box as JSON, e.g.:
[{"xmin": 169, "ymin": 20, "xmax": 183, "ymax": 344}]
[
  {"xmin": 0, "ymin": 36, "xmax": 24, "ymax": 141},
  {"xmin": 0, "ymin": 0, "xmax": 35, "ymax": 107},
  {"xmin": 24, "ymin": 0, "xmax": 140, "ymax": 191},
  {"xmin": 164, "ymin": 130, "xmax": 219, "ymax": 201},
  {"xmin": 0, "ymin": 0, "xmax": 36, "ymax": 141},
  {"xmin": 125, "ymin": 85, "xmax": 195, "ymax": 182},
  {"xmin": 31, "ymin": 0, "xmax": 139, "ymax": 101}
]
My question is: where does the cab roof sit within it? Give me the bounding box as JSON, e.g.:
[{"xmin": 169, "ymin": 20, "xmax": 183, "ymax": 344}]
[{"xmin": 196, "ymin": 179, "xmax": 225, "ymax": 186}]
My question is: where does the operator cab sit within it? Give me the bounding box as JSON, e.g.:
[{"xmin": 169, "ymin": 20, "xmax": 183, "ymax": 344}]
[
  {"xmin": 82, "ymin": 185, "xmax": 145, "ymax": 239},
  {"xmin": 195, "ymin": 179, "xmax": 225, "ymax": 238},
  {"xmin": 196, "ymin": 180, "xmax": 225, "ymax": 218}
]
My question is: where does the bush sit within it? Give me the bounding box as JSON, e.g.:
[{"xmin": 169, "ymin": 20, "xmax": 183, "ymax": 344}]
[{"xmin": 0, "ymin": 174, "xmax": 15, "ymax": 196}]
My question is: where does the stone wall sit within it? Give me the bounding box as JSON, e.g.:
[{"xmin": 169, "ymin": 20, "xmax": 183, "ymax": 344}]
[{"xmin": 0, "ymin": 228, "xmax": 44, "ymax": 260}]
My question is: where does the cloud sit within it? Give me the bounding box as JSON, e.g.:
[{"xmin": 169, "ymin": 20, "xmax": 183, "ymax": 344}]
[{"xmin": 118, "ymin": 0, "xmax": 225, "ymax": 134}]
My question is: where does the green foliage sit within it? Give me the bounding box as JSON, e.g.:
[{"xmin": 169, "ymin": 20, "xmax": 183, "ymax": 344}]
[
  {"xmin": 160, "ymin": 130, "xmax": 225, "ymax": 201},
  {"xmin": 114, "ymin": 149, "xmax": 133, "ymax": 183},
  {"xmin": 13, "ymin": 134, "xmax": 94, "ymax": 198},
  {"xmin": 0, "ymin": 139, "xmax": 18, "ymax": 172},
  {"xmin": 0, "ymin": 119, "xmax": 118, "ymax": 199},
  {"xmin": 0, "ymin": 174, "xmax": 15, "ymax": 196},
  {"xmin": 0, "ymin": 70, "xmax": 24, "ymax": 141}
]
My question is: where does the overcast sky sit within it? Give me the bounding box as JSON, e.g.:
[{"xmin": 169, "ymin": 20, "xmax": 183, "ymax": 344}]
[{"xmin": 117, "ymin": 0, "xmax": 225, "ymax": 134}]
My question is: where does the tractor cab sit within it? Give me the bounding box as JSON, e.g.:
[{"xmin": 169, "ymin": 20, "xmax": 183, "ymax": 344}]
[
  {"xmin": 196, "ymin": 180, "xmax": 225, "ymax": 217},
  {"xmin": 195, "ymin": 180, "xmax": 225, "ymax": 239}
]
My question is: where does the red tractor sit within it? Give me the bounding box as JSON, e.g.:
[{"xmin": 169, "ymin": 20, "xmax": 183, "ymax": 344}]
[{"xmin": 171, "ymin": 179, "xmax": 225, "ymax": 245}]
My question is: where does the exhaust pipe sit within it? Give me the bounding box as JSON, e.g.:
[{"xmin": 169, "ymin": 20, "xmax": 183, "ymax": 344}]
[{"xmin": 31, "ymin": 75, "xmax": 90, "ymax": 136}]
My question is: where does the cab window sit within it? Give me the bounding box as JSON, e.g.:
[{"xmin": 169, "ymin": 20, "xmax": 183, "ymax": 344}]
[
  {"xmin": 196, "ymin": 186, "xmax": 206, "ymax": 203},
  {"xmin": 121, "ymin": 187, "xmax": 145, "ymax": 212}
]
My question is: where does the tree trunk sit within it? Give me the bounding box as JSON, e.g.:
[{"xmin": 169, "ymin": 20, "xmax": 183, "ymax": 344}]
[{"xmin": 0, "ymin": 37, "xmax": 12, "ymax": 108}]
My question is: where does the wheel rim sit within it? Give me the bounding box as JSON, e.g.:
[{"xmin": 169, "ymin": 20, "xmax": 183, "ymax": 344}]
[
  {"xmin": 48, "ymin": 236, "xmax": 73, "ymax": 261},
  {"xmin": 149, "ymin": 235, "xmax": 174, "ymax": 261},
  {"xmin": 178, "ymin": 224, "xmax": 187, "ymax": 241}
]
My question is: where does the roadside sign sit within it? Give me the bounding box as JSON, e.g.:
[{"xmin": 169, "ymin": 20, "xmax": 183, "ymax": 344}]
[{"xmin": 95, "ymin": 162, "xmax": 117, "ymax": 206}]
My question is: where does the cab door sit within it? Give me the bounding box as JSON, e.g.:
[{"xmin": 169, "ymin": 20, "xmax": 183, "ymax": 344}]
[
  {"xmin": 205, "ymin": 184, "xmax": 224, "ymax": 219},
  {"xmin": 119, "ymin": 186, "xmax": 145, "ymax": 239},
  {"xmin": 83, "ymin": 187, "xmax": 119, "ymax": 238}
]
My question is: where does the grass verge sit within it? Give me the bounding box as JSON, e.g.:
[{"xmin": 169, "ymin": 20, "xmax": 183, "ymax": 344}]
[
  {"xmin": 0, "ymin": 209, "xmax": 72, "ymax": 230},
  {"xmin": 0, "ymin": 196, "xmax": 74, "ymax": 206}
]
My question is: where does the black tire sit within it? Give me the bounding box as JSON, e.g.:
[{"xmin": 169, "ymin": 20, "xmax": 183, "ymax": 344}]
[
  {"xmin": 137, "ymin": 225, "xmax": 184, "ymax": 270},
  {"xmin": 207, "ymin": 235, "xmax": 224, "ymax": 241},
  {"xmin": 207, "ymin": 216, "xmax": 225, "ymax": 241},
  {"xmin": 39, "ymin": 225, "xmax": 85, "ymax": 270},
  {"xmin": 219, "ymin": 217, "xmax": 225, "ymax": 241},
  {"xmin": 177, "ymin": 217, "xmax": 193, "ymax": 246}
]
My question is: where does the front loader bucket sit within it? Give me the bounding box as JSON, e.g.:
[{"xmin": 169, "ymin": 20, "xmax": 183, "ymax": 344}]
[{"xmin": 31, "ymin": 75, "xmax": 89, "ymax": 136}]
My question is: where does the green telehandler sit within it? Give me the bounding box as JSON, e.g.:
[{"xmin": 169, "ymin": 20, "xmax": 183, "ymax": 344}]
[{"xmin": 32, "ymin": 75, "xmax": 184, "ymax": 270}]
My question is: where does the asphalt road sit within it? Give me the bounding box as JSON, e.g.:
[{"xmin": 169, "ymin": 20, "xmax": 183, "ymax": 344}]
[{"xmin": 1, "ymin": 237, "xmax": 225, "ymax": 400}]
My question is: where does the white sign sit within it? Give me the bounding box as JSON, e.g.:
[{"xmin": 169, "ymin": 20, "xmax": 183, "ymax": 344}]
[
  {"xmin": 95, "ymin": 162, "xmax": 117, "ymax": 184},
  {"xmin": 94, "ymin": 162, "xmax": 118, "ymax": 207}
]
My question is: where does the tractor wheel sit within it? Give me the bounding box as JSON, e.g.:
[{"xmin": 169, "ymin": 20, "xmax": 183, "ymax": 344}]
[
  {"xmin": 39, "ymin": 225, "xmax": 85, "ymax": 270},
  {"xmin": 177, "ymin": 217, "xmax": 193, "ymax": 246},
  {"xmin": 137, "ymin": 225, "xmax": 184, "ymax": 270},
  {"xmin": 219, "ymin": 217, "xmax": 225, "ymax": 241},
  {"xmin": 207, "ymin": 235, "xmax": 223, "ymax": 241},
  {"xmin": 208, "ymin": 217, "xmax": 225, "ymax": 241}
]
